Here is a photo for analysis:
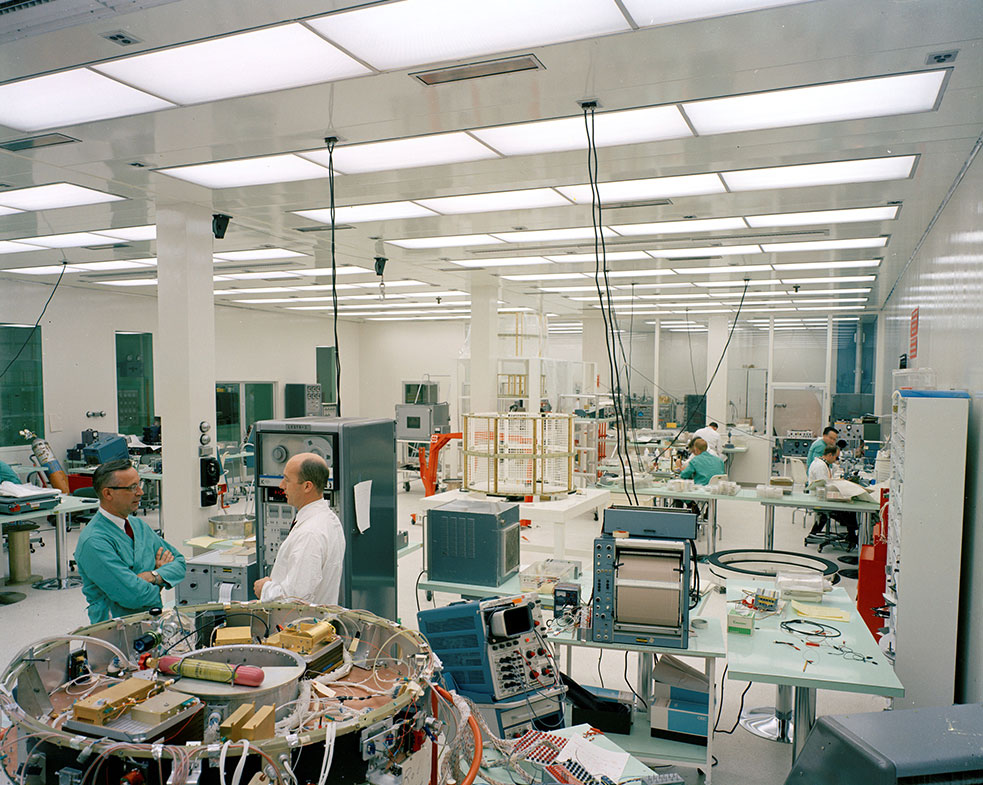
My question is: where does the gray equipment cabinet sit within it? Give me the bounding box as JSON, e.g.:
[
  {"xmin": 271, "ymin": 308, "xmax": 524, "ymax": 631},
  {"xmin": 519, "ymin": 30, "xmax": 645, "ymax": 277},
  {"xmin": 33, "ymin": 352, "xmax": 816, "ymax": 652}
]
[{"xmin": 253, "ymin": 417, "xmax": 397, "ymax": 620}]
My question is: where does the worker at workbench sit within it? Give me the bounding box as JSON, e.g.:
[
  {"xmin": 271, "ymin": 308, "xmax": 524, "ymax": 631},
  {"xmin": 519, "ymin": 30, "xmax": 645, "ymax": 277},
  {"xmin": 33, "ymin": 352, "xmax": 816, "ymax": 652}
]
[
  {"xmin": 678, "ymin": 438, "xmax": 726, "ymax": 485},
  {"xmin": 74, "ymin": 458, "xmax": 185, "ymax": 623},
  {"xmin": 0, "ymin": 459, "xmax": 19, "ymax": 485},
  {"xmin": 807, "ymin": 426, "xmax": 839, "ymax": 469}
]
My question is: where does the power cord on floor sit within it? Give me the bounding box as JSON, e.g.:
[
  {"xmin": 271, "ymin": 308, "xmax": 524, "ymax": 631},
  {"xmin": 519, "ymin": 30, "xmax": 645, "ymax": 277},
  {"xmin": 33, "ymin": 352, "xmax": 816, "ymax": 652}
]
[{"xmin": 713, "ymin": 665, "xmax": 751, "ymax": 735}]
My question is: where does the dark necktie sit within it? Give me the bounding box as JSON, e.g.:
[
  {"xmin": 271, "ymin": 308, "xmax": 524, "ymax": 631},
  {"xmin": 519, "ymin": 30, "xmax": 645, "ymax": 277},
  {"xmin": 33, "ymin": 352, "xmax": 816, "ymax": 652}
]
[{"xmin": 124, "ymin": 520, "xmax": 134, "ymax": 540}]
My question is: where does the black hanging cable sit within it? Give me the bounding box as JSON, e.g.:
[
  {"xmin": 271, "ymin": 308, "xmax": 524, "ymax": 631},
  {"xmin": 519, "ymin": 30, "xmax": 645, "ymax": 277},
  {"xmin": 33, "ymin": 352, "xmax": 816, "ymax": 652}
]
[
  {"xmin": 326, "ymin": 136, "xmax": 341, "ymax": 416},
  {"xmin": 653, "ymin": 280, "xmax": 751, "ymax": 469},
  {"xmin": 584, "ymin": 105, "xmax": 637, "ymax": 505},
  {"xmin": 0, "ymin": 261, "xmax": 68, "ymax": 382}
]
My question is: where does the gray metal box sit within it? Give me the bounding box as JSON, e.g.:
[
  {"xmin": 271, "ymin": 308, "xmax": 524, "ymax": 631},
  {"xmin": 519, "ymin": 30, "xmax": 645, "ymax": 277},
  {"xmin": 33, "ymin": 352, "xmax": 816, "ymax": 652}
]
[
  {"xmin": 785, "ymin": 703, "xmax": 983, "ymax": 784},
  {"xmin": 603, "ymin": 506, "xmax": 698, "ymax": 541},
  {"xmin": 284, "ymin": 384, "xmax": 322, "ymax": 417},
  {"xmin": 396, "ymin": 402, "xmax": 450, "ymax": 440},
  {"xmin": 254, "ymin": 417, "xmax": 397, "ymax": 620},
  {"xmin": 175, "ymin": 550, "xmax": 258, "ymax": 606},
  {"xmin": 427, "ymin": 499, "xmax": 520, "ymax": 587}
]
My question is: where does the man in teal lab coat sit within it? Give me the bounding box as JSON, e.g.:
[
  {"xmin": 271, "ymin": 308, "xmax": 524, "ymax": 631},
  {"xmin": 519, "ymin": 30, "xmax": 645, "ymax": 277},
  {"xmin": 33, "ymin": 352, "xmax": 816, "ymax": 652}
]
[
  {"xmin": 0, "ymin": 459, "xmax": 20, "ymax": 485},
  {"xmin": 679, "ymin": 438, "xmax": 727, "ymax": 486},
  {"xmin": 807, "ymin": 426, "xmax": 839, "ymax": 471},
  {"xmin": 75, "ymin": 459, "xmax": 185, "ymax": 623}
]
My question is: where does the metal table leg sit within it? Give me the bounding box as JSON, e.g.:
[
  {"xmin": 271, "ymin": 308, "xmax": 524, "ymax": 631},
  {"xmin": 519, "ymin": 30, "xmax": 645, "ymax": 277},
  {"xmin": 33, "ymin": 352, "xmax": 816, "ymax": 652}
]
[
  {"xmin": 34, "ymin": 510, "xmax": 82, "ymax": 591},
  {"xmin": 792, "ymin": 687, "xmax": 817, "ymax": 762},
  {"xmin": 764, "ymin": 505, "xmax": 776, "ymax": 550},
  {"xmin": 709, "ymin": 498, "xmax": 718, "ymax": 554},
  {"xmin": 740, "ymin": 684, "xmax": 793, "ymax": 743}
]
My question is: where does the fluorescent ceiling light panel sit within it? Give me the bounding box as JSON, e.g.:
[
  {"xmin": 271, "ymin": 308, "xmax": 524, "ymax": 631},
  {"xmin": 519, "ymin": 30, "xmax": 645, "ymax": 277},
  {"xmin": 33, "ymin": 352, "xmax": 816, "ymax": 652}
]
[
  {"xmin": 612, "ymin": 217, "xmax": 746, "ymax": 236},
  {"xmin": 17, "ymin": 232, "xmax": 114, "ymax": 248},
  {"xmin": 622, "ymin": 282, "xmax": 696, "ymax": 290},
  {"xmin": 796, "ymin": 305, "xmax": 866, "ymax": 311},
  {"xmin": 621, "ymin": 1, "xmax": 815, "ymax": 27},
  {"xmin": 449, "ymin": 257, "xmax": 548, "ymax": 268},
  {"xmin": 546, "ymin": 251, "xmax": 650, "ymax": 262},
  {"xmin": 491, "ymin": 227, "xmax": 617, "ymax": 243},
  {"xmin": 214, "ymin": 287, "xmax": 296, "ymax": 295},
  {"xmin": 74, "ymin": 260, "xmax": 156, "ymax": 271},
  {"xmin": 220, "ymin": 271, "xmax": 303, "ymax": 280},
  {"xmin": 558, "ymin": 173, "xmax": 725, "ymax": 204},
  {"xmin": 0, "ymin": 68, "xmax": 174, "ymax": 132},
  {"xmin": 297, "ymin": 202, "xmax": 437, "ymax": 224},
  {"xmin": 0, "ymin": 183, "xmax": 124, "ymax": 211},
  {"xmin": 94, "ymin": 25, "xmax": 369, "ymax": 104},
  {"xmin": 94, "ymin": 225, "xmax": 157, "ymax": 242},
  {"xmin": 213, "ymin": 249, "xmax": 306, "ymax": 261},
  {"xmin": 762, "ymin": 237, "xmax": 887, "ymax": 252},
  {"xmin": 301, "ymin": 133, "xmax": 497, "ymax": 174},
  {"xmin": 352, "ymin": 280, "xmax": 425, "ymax": 289},
  {"xmin": 595, "ymin": 269, "xmax": 675, "ymax": 279},
  {"xmin": 538, "ymin": 286, "xmax": 601, "ymax": 293},
  {"xmin": 161, "ymin": 154, "xmax": 330, "ymax": 189},
  {"xmin": 781, "ymin": 287, "xmax": 871, "ymax": 295},
  {"xmin": 387, "ymin": 235, "xmax": 504, "ymax": 249},
  {"xmin": 682, "ymin": 70, "xmax": 946, "ymax": 135},
  {"xmin": 781, "ymin": 275, "xmax": 876, "ymax": 284},
  {"xmin": 722, "ymin": 155, "xmax": 916, "ymax": 191},
  {"xmin": 648, "ymin": 244, "xmax": 762, "ymax": 258},
  {"xmin": 290, "ymin": 266, "xmax": 370, "ymax": 277},
  {"xmin": 417, "ymin": 188, "xmax": 568, "ymax": 214},
  {"xmin": 0, "ymin": 241, "xmax": 44, "ymax": 253},
  {"xmin": 472, "ymin": 105, "xmax": 692, "ymax": 156},
  {"xmin": 308, "ymin": 0, "xmax": 630, "ymax": 71},
  {"xmin": 792, "ymin": 298, "xmax": 868, "ymax": 304},
  {"xmin": 505, "ymin": 272, "xmax": 588, "ymax": 281},
  {"xmin": 673, "ymin": 263, "xmax": 772, "ymax": 274},
  {"xmin": 640, "ymin": 293, "xmax": 713, "ymax": 300},
  {"xmin": 695, "ymin": 279, "xmax": 783, "ymax": 287},
  {"xmin": 746, "ymin": 205, "xmax": 899, "ymax": 228},
  {"xmin": 99, "ymin": 278, "xmax": 158, "ymax": 286},
  {"xmin": 773, "ymin": 260, "xmax": 880, "ymax": 270},
  {"xmin": 6, "ymin": 265, "xmax": 86, "ymax": 274}
]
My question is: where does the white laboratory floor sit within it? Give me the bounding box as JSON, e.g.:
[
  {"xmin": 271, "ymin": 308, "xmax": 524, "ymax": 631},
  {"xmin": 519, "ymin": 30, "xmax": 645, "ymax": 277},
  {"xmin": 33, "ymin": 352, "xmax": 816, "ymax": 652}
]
[{"xmin": 0, "ymin": 487, "xmax": 888, "ymax": 785}]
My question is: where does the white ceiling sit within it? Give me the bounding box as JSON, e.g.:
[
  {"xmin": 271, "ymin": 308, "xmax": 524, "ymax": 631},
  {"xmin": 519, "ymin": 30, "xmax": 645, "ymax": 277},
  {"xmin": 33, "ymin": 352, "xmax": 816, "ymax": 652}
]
[{"xmin": 0, "ymin": 0, "xmax": 981, "ymax": 328}]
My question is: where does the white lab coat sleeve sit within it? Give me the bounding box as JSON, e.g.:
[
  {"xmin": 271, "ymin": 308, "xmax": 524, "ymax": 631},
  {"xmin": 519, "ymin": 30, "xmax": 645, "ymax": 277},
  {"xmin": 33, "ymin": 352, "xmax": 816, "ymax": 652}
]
[
  {"xmin": 807, "ymin": 458, "xmax": 830, "ymax": 483},
  {"xmin": 260, "ymin": 528, "xmax": 327, "ymax": 602}
]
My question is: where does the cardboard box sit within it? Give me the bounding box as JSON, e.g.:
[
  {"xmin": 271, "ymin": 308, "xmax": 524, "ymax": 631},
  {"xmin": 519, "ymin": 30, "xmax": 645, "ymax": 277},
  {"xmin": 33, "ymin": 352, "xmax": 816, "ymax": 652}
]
[{"xmin": 650, "ymin": 698, "xmax": 709, "ymax": 746}]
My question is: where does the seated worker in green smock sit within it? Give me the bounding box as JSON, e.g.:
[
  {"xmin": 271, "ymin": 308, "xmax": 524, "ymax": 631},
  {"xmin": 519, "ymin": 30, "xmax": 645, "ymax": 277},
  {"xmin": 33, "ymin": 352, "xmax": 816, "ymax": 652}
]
[
  {"xmin": 679, "ymin": 438, "xmax": 727, "ymax": 486},
  {"xmin": 75, "ymin": 459, "xmax": 185, "ymax": 623},
  {"xmin": 0, "ymin": 459, "xmax": 20, "ymax": 484}
]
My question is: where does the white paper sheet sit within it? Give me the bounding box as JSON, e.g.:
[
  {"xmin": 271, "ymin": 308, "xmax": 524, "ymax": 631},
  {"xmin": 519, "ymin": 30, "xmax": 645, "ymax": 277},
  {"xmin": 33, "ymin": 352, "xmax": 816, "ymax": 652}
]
[
  {"xmin": 554, "ymin": 734, "xmax": 629, "ymax": 780},
  {"xmin": 354, "ymin": 480, "xmax": 372, "ymax": 533}
]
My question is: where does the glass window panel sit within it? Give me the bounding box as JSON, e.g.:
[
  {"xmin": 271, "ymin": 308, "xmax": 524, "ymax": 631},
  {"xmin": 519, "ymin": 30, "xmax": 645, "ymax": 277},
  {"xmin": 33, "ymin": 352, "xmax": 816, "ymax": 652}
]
[
  {"xmin": 0, "ymin": 325, "xmax": 44, "ymax": 446},
  {"xmin": 215, "ymin": 383, "xmax": 241, "ymax": 444},
  {"xmin": 115, "ymin": 332, "xmax": 155, "ymax": 435},
  {"xmin": 244, "ymin": 382, "xmax": 274, "ymax": 436},
  {"xmin": 316, "ymin": 346, "xmax": 337, "ymax": 404}
]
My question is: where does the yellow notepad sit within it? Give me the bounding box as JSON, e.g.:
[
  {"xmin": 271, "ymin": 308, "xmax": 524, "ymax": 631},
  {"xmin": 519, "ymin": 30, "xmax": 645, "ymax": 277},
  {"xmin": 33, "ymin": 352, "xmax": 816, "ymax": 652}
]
[{"xmin": 790, "ymin": 600, "xmax": 851, "ymax": 621}]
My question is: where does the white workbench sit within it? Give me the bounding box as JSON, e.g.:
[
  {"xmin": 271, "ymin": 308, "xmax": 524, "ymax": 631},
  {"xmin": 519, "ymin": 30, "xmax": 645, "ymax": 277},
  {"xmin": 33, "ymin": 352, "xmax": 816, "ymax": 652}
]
[{"xmin": 418, "ymin": 487, "xmax": 611, "ymax": 558}]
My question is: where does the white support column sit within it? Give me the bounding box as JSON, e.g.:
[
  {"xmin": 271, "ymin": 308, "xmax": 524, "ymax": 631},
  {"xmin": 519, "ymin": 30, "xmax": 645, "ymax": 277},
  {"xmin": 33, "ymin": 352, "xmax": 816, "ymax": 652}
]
[
  {"xmin": 156, "ymin": 194, "xmax": 216, "ymax": 546},
  {"xmin": 705, "ymin": 314, "xmax": 729, "ymax": 428},
  {"xmin": 527, "ymin": 357, "xmax": 542, "ymax": 414},
  {"xmin": 823, "ymin": 315, "xmax": 834, "ymax": 425},
  {"xmin": 873, "ymin": 312, "xmax": 889, "ymax": 415},
  {"xmin": 855, "ymin": 321, "xmax": 863, "ymax": 394},
  {"xmin": 765, "ymin": 317, "xmax": 775, "ymax": 443},
  {"xmin": 652, "ymin": 320, "xmax": 661, "ymax": 427},
  {"xmin": 469, "ymin": 278, "xmax": 498, "ymax": 413},
  {"xmin": 582, "ymin": 313, "xmax": 608, "ymax": 396}
]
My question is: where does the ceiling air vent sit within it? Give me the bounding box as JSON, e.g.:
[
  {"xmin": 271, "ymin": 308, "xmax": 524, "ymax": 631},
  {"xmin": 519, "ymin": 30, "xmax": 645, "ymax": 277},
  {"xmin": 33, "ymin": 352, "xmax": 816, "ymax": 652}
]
[
  {"xmin": 412, "ymin": 54, "xmax": 544, "ymax": 86},
  {"xmin": 101, "ymin": 29, "xmax": 142, "ymax": 46},
  {"xmin": 0, "ymin": 133, "xmax": 79, "ymax": 151}
]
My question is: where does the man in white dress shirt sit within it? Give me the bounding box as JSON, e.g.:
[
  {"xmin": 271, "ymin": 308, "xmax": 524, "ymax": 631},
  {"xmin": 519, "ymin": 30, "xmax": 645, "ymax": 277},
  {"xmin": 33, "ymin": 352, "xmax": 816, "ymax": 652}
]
[
  {"xmin": 253, "ymin": 452, "xmax": 345, "ymax": 605},
  {"xmin": 693, "ymin": 422, "xmax": 722, "ymax": 458},
  {"xmin": 806, "ymin": 445, "xmax": 858, "ymax": 549}
]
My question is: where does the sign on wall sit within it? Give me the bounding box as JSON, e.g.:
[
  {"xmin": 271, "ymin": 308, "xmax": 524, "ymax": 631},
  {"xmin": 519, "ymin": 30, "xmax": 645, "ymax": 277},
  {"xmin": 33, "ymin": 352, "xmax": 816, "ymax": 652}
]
[{"xmin": 909, "ymin": 307, "xmax": 919, "ymax": 360}]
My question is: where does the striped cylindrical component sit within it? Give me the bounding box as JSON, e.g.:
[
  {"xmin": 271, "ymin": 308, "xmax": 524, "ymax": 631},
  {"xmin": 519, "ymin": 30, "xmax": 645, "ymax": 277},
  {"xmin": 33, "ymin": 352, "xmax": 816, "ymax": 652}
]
[{"xmin": 152, "ymin": 656, "xmax": 264, "ymax": 686}]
